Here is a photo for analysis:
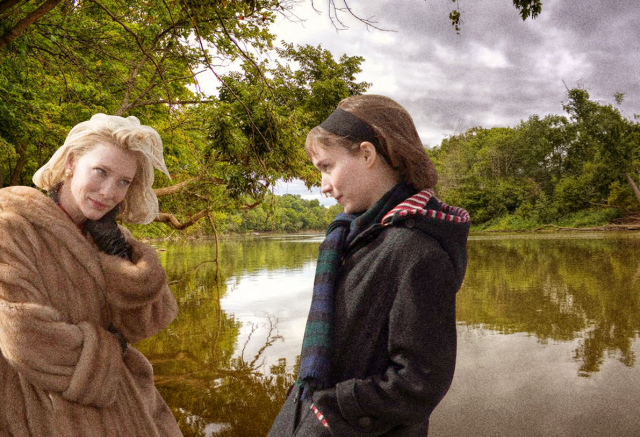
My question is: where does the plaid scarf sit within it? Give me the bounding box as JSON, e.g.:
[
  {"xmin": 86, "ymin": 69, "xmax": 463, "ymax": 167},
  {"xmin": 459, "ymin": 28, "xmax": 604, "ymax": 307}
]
[{"xmin": 295, "ymin": 183, "xmax": 415, "ymax": 400}]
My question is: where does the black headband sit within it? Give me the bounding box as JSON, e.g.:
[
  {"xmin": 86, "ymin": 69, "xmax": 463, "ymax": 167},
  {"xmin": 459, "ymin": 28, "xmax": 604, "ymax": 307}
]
[{"xmin": 319, "ymin": 108, "xmax": 388, "ymax": 161}]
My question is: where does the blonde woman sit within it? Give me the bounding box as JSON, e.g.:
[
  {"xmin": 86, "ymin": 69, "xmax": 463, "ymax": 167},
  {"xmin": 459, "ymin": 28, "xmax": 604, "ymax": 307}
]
[
  {"xmin": 268, "ymin": 95, "xmax": 470, "ymax": 437},
  {"xmin": 0, "ymin": 114, "xmax": 182, "ymax": 436}
]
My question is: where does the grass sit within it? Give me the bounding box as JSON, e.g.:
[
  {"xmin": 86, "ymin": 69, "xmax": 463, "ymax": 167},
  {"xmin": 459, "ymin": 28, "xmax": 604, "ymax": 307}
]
[{"xmin": 472, "ymin": 208, "xmax": 624, "ymax": 232}]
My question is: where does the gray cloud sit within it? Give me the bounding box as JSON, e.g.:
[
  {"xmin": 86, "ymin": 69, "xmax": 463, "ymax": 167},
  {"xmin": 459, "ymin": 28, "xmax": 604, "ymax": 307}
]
[{"xmin": 274, "ymin": 0, "xmax": 640, "ymax": 147}]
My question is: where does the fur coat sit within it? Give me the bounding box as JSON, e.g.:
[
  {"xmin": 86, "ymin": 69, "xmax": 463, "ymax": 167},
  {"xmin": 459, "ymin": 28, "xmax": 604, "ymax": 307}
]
[{"xmin": 0, "ymin": 186, "xmax": 181, "ymax": 437}]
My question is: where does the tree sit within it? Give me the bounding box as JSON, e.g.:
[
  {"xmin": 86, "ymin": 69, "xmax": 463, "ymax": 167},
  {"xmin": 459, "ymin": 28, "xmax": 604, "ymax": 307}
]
[
  {"xmin": 1, "ymin": 0, "xmax": 546, "ymax": 50},
  {"xmin": 0, "ymin": 0, "xmax": 549, "ymax": 232},
  {"xmin": 562, "ymin": 88, "xmax": 640, "ymax": 207},
  {"xmin": 0, "ymin": 0, "xmax": 286, "ymax": 190},
  {"xmin": 0, "ymin": 0, "xmax": 369, "ymax": 232},
  {"xmin": 432, "ymin": 88, "xmax": 640, "ymax": 226}
]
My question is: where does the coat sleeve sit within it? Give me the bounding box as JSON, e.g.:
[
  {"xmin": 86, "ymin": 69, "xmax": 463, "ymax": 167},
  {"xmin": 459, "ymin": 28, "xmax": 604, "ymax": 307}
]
[
  {"xmin": 99, "ymin": 236, "xmax": 178, "ymax": 344},
  {"xmin": 0, "ymin": 212, "xmax": 124, "ymax": 408},
  {"xmin": 312, "ymin": 243, "xmax": 458, "ymax": 436}
]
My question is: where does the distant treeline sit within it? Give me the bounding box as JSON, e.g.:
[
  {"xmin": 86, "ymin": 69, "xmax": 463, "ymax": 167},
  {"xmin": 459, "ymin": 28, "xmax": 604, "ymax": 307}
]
[
  {"xmin": 223, "ymin": 193, "xmax": 343, "ymax": 233},
  {"xmin": 130, "ymin": 87, "xmax": 639, "ymax": 238},
  {"xmin": 430, "ymin": 88, "xmax": 640, "ymax": 229}
]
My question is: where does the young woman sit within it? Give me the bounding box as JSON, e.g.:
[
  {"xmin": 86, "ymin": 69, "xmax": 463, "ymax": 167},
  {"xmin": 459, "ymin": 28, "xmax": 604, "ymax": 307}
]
[
  {"xmin": 0, "ymin": 114, "xmax": 182, "ymax": 436},
  {"xmin": 268, "ymin": 95, "xmax": 470, "ymax": 437}
]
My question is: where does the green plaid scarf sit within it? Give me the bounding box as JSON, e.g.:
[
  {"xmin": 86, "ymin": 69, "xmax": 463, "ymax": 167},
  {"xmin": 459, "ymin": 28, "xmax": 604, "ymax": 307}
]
[{"xmin": 295, "ymin": 182, "xmax": 415, "ymax": 400}]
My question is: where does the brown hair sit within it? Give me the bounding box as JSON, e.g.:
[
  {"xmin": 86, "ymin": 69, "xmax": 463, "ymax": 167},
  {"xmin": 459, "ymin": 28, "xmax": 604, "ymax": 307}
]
[{"xmin": 306, "ymin": 94, "xmax": 438, "ymax": 190}]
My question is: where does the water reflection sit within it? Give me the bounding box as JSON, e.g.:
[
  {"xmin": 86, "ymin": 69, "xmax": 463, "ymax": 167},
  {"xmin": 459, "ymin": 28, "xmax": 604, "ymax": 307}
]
[
  {"xmin": 460, "ymin": 233, "xmax": 640, "ymax": 376},
  {"xmin": 136, "ymin": 232, "xmax": 640, "ymax": 436}
]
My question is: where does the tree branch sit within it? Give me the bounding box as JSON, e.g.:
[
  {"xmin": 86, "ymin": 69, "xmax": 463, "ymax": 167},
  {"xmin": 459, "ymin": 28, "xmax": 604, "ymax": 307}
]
[
  {"xmin": 154, "ymin": 178, "xmax": 197, "ymax": 197},
  {"xmin": 189, "ymin": 12, "xmax": 270, "ymax": 170},
  {"xmin": 625, "ymin": 171, "xmax": 640, "ymax": 206},
  {"xmin": 153, "ymin": 177, "xmax": 225, "ymax": 197},
  {"xmin": 155, "ymin": 209, "xmax": 208, "ymax": 229},
  {"xmin": 127, "ymin": 99, "xmax": 218, "ymax": 109},
  {"xmin": 0, "ymin": 0, "xmax": 63, "ymax": 50},
  {"xmin": 213, "ymin": 9, "xmax": 275, "ymax": 95},
  {"xmin": 0, "ymin": 0, "xmax": 24, "ymax": 17},
  {"xmin": 242, "ymin": 200, "xmax": 261, "ymax": 210},
  {"xmin": 90, "ymin": 0, "xmax": 174, "ymax": 116},
  {"xmin": 321, "ymin": 0, "xmax": 390, "ymax": 32}
]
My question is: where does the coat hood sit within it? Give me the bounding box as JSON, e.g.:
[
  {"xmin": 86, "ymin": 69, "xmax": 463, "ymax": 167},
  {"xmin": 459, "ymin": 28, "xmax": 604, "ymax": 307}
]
[{"xmin": 381, "ymin": 189, "xmax": 470, "ymax": 290}]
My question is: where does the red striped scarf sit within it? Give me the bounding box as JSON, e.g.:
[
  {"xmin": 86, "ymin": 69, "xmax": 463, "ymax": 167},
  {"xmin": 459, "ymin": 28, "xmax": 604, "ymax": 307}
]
[{"xmin": 381, "ymin": 188, "xmax": 471, "ymax": 225}]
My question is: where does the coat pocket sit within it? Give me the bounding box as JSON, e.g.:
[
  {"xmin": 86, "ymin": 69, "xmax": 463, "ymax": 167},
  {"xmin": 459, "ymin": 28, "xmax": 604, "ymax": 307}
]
[{"xmin": 293, "ymin": 400, "xmax": 332, "ymax": 437}]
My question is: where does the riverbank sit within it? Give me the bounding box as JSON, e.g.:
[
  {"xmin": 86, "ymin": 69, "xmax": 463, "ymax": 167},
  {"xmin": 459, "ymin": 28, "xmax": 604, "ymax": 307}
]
[
  {"xmin": 128, "ymin": 208, "xmax": 640, "ymax": 241},
  {"xmin": 471, "ymin": 208, "xmax": 640, "ymax": 232},
  {"xmin": 135, "ymin": 228, "xmax": 326, "ymax": 243}
]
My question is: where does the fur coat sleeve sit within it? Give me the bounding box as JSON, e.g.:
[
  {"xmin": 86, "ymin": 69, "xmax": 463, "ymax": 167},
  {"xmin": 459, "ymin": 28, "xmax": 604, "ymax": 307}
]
[
  {"xmin": 100, "ymin": 235, "xmax": 178, "ymax": 344},
  {"xmin": 0, "ymin": 212, "xmax": 123, "ymax": 408}
]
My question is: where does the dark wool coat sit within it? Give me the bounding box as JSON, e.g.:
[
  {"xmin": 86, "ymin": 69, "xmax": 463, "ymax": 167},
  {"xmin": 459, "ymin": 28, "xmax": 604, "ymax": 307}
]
[
  {"xmin": 0, "ymin": 187, "xmax": 182, "ymax": 437},
  {"xmin": 268, "ymin": 195, "xmax": 469, "ymax": 437}
]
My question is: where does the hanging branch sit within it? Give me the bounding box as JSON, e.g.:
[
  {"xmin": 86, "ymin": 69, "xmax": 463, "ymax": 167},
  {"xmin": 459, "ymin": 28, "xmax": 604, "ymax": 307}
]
[
  {"xmin": 90, "ymin": 0, "xmax": 175, "ymax": 117},
  {"xmin": 188, "ymin": 10, "xmax": 270, "ymax": 170},
  {"xmin": 154, "ymin": 178, "xmax": 198, "ymax": 197},
  {"xmin": 206, "ymin": 211, "xmax": 220, "ymax": 281},
  {"xmin": 213, "ymin": 8, "xmax": 275, "ymax": 97},
  {"xmin": 0, "ymin": 0, "xmax": 63, "ymax": 49},
  {"xmin": 311, "ymin": 0, "xmax": 388, "ymax": 32}
]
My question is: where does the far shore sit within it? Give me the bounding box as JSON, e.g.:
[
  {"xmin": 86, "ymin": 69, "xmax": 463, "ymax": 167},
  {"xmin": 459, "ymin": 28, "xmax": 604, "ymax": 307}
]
[{"xmin": 140, "ymin": 223, "xmax": 640, "ymax": 244}]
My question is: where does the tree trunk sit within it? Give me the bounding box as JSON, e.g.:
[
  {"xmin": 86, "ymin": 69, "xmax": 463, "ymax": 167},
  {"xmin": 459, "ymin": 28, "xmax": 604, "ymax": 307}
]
[
  {"xmin": 9, "ymin": 142, "xmax": 28, "ymax": 186},
  {"xmin": 0, "ymin": 0, "xmax": 63, "ymax": 50},
  {"xmin": 624, "ymin": 171, "xmax": 640, "ymax": 206}
]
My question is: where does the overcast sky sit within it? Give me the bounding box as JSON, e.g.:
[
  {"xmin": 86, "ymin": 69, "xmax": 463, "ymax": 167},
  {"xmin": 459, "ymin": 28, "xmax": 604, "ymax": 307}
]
[{"xmin": 257, "ymin": 0, "xmax": 639, "ymax": 205}]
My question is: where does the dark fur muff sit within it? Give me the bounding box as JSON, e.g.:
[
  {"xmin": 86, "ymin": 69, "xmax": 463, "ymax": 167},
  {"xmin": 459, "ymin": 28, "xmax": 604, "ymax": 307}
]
[
  {"xmin": 84, "ymin": 207, "xmax": 133, "ymax": 260},
  {"xmin": 48, "ymin": 183, "xmax": 132, "ymax": 260}
]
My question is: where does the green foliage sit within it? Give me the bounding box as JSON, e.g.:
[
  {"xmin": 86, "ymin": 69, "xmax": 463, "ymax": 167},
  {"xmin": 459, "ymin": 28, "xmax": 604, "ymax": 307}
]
[
  {"xmin": 474, "ymin": 208, "xmax": 621, "ymax": 232},
  {"xmin": 0, "ymin": 0, "xmax": 281, "ymax": 185},
  {"xmin": 434, "ymin": 87, "xmax": 640, "ymax": 228},
  {"xmin": 555, "ymin": 208, "xmax": 622, "ymax": 228},
  {"xmin": 608, "ymin": 180, "xmax": 638, "ymax": 211},
  {"xmin": 449, "ymin": 0, "xmax": 542, "ymax": 33},
  {"xmin": 221, "ymin": 193, "xmax": 342, "ymax": 233},
  {"xmin": 0, "ymin": 2, "xmax": 368, "ymax": 231},
  {"xmin": 323, "ymin": 202, "xmax": 345, "ymax": 227},
  {"xmin": 552, "ymin": 174, "xmax": 593, "ymax": 215},
  {"xmin": 512, "ymin": 0, "xmax": 543, "ymax": 20}
]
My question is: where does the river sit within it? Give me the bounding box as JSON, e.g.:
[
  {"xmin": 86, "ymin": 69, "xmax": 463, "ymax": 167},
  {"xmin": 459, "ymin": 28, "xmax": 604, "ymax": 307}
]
[{"xmin": 135, "ymin": 232, "xmax": 640, "ymax": 437}]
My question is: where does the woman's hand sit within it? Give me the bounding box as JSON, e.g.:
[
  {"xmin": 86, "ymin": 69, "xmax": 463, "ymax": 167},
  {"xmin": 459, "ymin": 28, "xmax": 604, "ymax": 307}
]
[{"xmin": 85, "ymin": 206, "xmax": 132, "ymax": 260}]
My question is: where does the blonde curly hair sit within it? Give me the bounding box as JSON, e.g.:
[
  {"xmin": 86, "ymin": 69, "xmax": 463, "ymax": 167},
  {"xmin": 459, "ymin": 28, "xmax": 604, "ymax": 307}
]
[{"xmin": 32, "ymin": 114, "xmax": 170, "ymax": 224}]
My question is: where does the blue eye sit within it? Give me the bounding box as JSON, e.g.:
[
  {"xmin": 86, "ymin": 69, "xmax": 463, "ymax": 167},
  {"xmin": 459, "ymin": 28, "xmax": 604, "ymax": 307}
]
[{"xmin": 94, "ymin": 168, "xmax": 106, "ymax": 176}]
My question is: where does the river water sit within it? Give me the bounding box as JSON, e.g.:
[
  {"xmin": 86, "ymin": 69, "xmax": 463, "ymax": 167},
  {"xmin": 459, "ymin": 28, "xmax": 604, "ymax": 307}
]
[{"xmin": 136, "ymin": 232, "xmax": 640, "ymax": 437}]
